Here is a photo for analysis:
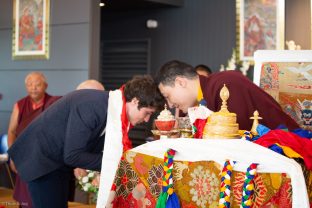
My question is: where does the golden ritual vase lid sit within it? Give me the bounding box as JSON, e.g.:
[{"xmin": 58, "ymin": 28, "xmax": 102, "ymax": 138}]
[{"xmin": 203, "ymin": 84, "xmax": 240, "ymax": 139}]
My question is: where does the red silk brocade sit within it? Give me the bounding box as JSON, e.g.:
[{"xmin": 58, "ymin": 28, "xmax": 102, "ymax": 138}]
[{"xmin": 120, "ymin": 85, "xmax": 133, "ymax": 152}]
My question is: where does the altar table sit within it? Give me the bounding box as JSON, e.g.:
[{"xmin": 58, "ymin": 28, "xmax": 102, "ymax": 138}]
[{"xmin": 105, "ymin": 139, "xmax": 309, "ymax": 208}]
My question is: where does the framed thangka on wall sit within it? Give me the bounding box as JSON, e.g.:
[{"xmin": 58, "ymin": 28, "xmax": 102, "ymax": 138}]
[
  {"xmin": 12, "ymin": 0, "xmax": 50, "ymax": 60},
  {"xmin": 254, "ymin": 50, "xmax": 312, "ymax": 131},
  {"xmin": 236, "ymin": 0, "xmax": 285, "ymax": 61}
]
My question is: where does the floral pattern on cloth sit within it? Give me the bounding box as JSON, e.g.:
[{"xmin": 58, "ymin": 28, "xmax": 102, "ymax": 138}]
[
  {"xmin": 107, "ymin": 152, "xmax": 295, "ymax": 208},
  {"xmin": 147, "ymin": 164, "xmax": 163, "ymax": 198},
  {"xmin": 114, "ymin": 160, "xmax": 139, "ymax": 198},
  {"xmin": 232, "ymin": 171, "xmax": 292, "ymax": 208},
  {"xmin": 232, "ymin": 172, "xmax": 267, "ymax": 207},
  {"xmin": 188, "ymin": 165, "xmax": 219, "ymax": 207}
]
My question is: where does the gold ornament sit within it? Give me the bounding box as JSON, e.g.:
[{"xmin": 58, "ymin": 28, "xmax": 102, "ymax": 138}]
[{"xmin": 250, "ymin": 110, "xmax": 262, "ymax": 135}]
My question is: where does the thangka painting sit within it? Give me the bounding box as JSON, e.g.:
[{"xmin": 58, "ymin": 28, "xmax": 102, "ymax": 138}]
[
  {"xmin": 260, "ymin": 62, "xmax": 312, "ymax": 130},
  {"xmin": 236, "ymin": 0, "xmax": 285, "ymax": 61},
  {"xmin": 12, "ymin": 0, "xmax": 50, "ymax": 59}
]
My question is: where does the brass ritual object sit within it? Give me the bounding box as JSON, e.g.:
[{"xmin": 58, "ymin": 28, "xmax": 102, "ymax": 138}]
[
  {"xmin": 203, "ymin": 84, "xmax": 240, "ymax": 139},
  {"xmin": 250, "ymin": 110, "xmax": 262, "ymax": 135}
]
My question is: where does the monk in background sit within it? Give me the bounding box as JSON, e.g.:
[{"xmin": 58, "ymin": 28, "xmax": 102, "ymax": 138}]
[{"xmin": 7, "ymin": 72, "xmax": 61, "ymax": 208}]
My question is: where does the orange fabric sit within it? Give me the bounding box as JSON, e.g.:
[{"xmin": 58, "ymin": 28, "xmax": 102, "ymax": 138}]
[{"xmin": 31, "ymin": 97, "xmax": 45, "ymax": 110}]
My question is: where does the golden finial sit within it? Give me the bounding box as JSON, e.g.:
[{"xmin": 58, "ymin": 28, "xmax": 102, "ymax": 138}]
[
  {"xmin": 250, "ymin": 110, "xmax": 262, "ymax": 135},
  {"xmin": 220, "ymin": 84, "xmax": 230, "ymax": 113}
]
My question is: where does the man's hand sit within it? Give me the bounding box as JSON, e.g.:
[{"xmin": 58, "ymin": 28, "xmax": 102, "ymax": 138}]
[
  {"xmin": 91, "ymin": 173, "xmax": 100, "ymax": 188},
  {"xmin": 74, "ymin": 168, "xmax": 87, "ymax": 179}
]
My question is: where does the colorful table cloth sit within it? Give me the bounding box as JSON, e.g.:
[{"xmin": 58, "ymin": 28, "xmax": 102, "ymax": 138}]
[{"xmin": 104, "ymin": 139, "xmax": 309, "ymax": 208}]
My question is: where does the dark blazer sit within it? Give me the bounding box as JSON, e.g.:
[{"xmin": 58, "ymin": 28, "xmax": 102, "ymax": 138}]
[{"xmin": 8, "ymin": 89, "xmax": 108, "ymax": 182}]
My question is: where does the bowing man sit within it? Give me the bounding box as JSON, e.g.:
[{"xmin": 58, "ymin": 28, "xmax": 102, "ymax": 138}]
[
  {"xmin": 155, "ymin": 60, "xmax": 299, "ymax": 131},
  {"xmin": 8, "ymin": 75, "xmax": 164, "ymax": 208}
]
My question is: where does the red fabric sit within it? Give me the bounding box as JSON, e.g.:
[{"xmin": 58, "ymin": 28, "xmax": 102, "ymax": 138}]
[
  {"xmin": 120, "ymin": 85, "xmax": 133, "ymax": 152},
  {"xmin": 254, "ymin": 130, "xmax": 312, "ymax": 170},
  {"xmin": 193, "ymin": 118, "xmax": 207, "ymax": 139}
]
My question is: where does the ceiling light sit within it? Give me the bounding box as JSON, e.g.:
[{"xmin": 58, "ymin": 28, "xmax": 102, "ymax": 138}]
[
  {"xmin": 146, "ymin": 19, "xmax": 158, "ymax": 29},
  {"xmin": 99, "ymin": 2, "xmax": 105, "ymax": 7}
]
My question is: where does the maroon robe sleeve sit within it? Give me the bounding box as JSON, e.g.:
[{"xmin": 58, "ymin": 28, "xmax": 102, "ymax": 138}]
[
  {"xmin": 200, "ymin": 71, "xmax": 299, "ymax": 131},
  {"xmin": 16, "ymin": 93, "xmax": 61, "ymax": 136}
]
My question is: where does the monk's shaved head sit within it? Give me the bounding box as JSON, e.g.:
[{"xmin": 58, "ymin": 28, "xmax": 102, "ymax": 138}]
[
  {"xmin": 25, "ymin": 72, "xmax": 47, "ymax": 85},
  {"xmin": 76, "ymin": 80, "xmax": 105, "ymax": 91}
]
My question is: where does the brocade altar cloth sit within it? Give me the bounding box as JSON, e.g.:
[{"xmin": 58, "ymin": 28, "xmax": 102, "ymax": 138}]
[{"xmin": 105, "ymin": 139, "xmax": 309, "ymax": 208}]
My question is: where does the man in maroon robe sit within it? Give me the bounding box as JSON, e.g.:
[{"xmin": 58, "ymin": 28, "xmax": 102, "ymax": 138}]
[
  {"xmin": 7, "ymin": 72, "xmax": 60, "ymax": 208},
  {"xmin": 156, "ymin": 60, "xmax": 299, "ymax": 131}
]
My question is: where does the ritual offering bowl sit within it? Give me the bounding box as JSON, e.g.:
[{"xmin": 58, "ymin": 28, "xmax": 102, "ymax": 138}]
[
  {"xmin": 154, "ymin": 119, "xmax": 176, "ymax": 131},
  {"xmin": 151, "ymin": 129, "xmax": 180, "ymax": 140}
]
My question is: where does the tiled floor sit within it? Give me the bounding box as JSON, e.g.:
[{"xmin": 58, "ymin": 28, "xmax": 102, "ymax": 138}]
[{"xmin": 0, "ymin": 187, "xmax": 96, "ymax": 208}]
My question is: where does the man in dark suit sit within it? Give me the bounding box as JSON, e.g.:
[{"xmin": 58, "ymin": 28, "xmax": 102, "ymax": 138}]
[{"xmin": 8, "ymin": 75, "xmax": 164, "ymax": 208}]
